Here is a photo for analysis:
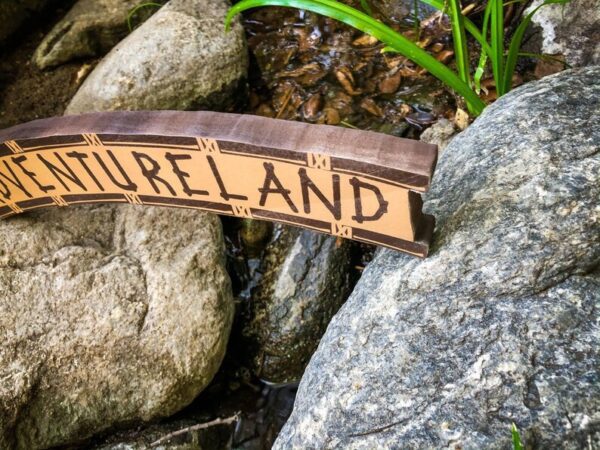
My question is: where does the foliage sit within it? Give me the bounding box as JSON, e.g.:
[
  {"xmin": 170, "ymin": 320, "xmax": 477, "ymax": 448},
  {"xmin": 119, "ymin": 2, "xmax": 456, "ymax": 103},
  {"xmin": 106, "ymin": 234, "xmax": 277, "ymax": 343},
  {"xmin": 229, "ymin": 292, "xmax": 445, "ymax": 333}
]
[
  {"xmin": 512, "ymin": 423, "xmax": 524, "ymax": 450},
  {"xmin": 127, "ymin": 2, "xmax": 164, "ymax": 31},
  {"xmin": 226, "ymin": 0, "xmax": 570, "ymax": 117}
]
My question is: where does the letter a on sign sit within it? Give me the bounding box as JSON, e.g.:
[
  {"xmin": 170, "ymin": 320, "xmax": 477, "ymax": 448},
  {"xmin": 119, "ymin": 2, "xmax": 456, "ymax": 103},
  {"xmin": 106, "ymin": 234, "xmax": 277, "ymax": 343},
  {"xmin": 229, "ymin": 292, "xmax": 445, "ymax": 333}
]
[{"xmin": 0, "ymin": 111, "xmax": 437, "ymax": 257}]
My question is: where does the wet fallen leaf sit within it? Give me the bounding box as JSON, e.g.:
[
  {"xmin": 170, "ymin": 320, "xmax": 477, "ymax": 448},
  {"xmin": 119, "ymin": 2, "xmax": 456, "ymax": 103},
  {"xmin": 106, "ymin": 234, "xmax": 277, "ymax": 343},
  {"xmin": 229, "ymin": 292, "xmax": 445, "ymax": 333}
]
[
  {"xmin": 481, "ymin": 78, "xmax": 496, "ymax": 90},
  {"xmin": 399, "ymin": 104, "xmax": 413, "ymax": 116},
  {"xmin": 417, "ymin": 36, "xmax": 433, "ymax": 48},
  {"xmin": 481, "ymin": 90, "xmax": 498, "ymax": 102},
  {"xmin": 244, "ymin": 5, "xmax": 457, "ymax": 136},
  {"xmin": 384, "ymin": 54, "xmax": 406, "ymax": 69},
  {"xmin": 328, "ymin": 91, "xmax": 353, "ymax": 117},
  {"xmin": 352, "ymin": 34, "xmax": 378, "ymax": 47},
  {"xmin": 302, "ymin": 93, "xmax": 322, "ymax": 120},
  {"xmin": 335, "ymin": 67, "xmax": 361, "ymax": 95},
  {"xmin": 253, "ymin": 40, "xmax": 298, "ymax": 73},
  {"xmin": 399, "ymin": 64, "xmax": 421, "ymax": 77},
  {"xmin": 276, "ymin": 62, "xmax": 327, "ymax": 87},
  {"xmin": 378, "ymin": 70, "xmax": 402, "ymax": 94},
  {"xmin": 293, "ymin": 26, "xmax": 323, "ymax": 53},
  {"xmin": 276, "ymin": 62, "xmax": 321, "ymax": 79},
  {"xmin": 255, "ymin": 103, "xmax": 275, "ymax": 118},
  {"xmin": 322, "ymin": 107, "xmax": 340, "ymax": 125},
  {"xmin": 436, "ymin": 50, "xmax": 454, "ymax": 64},
  {"xmin": 360, "ymin": 97, "xmax": 384, "ymax": 117},
  {"xmin": 430, "ymin": 42, "xmax": 445, "ymax": 53}
]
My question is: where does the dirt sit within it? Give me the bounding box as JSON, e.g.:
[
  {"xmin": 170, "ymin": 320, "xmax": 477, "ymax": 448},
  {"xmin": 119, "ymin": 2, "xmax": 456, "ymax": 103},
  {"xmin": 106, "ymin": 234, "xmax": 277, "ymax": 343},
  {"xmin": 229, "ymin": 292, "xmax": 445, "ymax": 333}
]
[
  {"xmin": 243, "ymin": 4, "xmax": 458, "ymax": 139},
  {"xmin": 0, "ymin": 2, "xmax": 97, "ymax": 129}
]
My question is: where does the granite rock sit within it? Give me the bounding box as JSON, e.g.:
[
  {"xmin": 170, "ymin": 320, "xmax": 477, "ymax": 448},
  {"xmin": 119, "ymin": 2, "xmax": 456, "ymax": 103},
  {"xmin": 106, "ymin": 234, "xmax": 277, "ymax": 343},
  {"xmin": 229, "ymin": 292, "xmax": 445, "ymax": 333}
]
[
  {"xmin": 65, "ymin": 0, "xmax": 247, "ymax": 113},
  {"xmin": 420, "ymin": 118, "xmax": 457, "ymax": 152},
  {"xmin": 0, "ymin": 206, "xmax": 234, "ymax": 449},
  {"xmin": 241, "ymin": 225, "xmax": 354, "ymax": 383},
  {"xmin": 275, "ymin": 67, "xmax": 600, "ymax": 449},
  {"xmin": 33, "ymin": 0, "xmax": 156, "ymax": 69},
  {"xmin": 529, "ymin": 0, "xmax": 600, "ymax": 67}
]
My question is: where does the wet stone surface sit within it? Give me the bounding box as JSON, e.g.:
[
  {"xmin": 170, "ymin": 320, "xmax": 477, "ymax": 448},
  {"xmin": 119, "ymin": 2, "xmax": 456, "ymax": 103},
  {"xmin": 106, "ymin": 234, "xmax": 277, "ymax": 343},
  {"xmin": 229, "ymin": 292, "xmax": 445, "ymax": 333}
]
[
  {"xmin": 237, "ymin": 225, "xmax": 355, "ymax": 384},
  {"xmin": 243, "ymin": 4, "xmax": 457, "ymax": 138}
]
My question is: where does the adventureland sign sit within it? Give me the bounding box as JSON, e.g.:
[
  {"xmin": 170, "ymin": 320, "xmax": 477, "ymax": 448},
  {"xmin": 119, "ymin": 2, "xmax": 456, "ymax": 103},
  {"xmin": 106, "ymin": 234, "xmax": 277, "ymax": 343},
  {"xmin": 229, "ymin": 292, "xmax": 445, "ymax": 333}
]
[{"xmin": 0, "ymin": 111, "xmax": 437, "ymax": 257}]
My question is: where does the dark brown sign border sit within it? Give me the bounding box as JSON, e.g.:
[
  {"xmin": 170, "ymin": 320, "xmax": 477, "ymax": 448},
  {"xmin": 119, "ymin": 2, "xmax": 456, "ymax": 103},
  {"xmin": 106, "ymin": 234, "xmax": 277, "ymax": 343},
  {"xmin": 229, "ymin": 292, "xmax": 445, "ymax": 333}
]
[{"xmin": 0, "ymin": 111, "xmax": 437, "ymax": 257}]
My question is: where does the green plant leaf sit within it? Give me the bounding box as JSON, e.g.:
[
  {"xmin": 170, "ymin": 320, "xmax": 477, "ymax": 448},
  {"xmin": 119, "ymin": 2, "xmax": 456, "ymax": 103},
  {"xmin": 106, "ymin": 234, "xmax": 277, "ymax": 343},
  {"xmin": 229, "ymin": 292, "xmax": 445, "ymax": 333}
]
[
  {"xmin": 360, "ymin": 0, "xmax": 373, "ymax": 15},
  {"xmin": 474, "ymin": 51, "xmax": 488, "ymax": 93},
  {"xmin": 226, "ymin": 0, "xmax": 485, "ymax": 115},
  {"xmin": 419, "ymin": 0, "xmax": 492, "ymax": 56},
  {"xmin": 413, "ymin": 0, "xmax": 421, "ymax": 40},
  {"xmin": 474, "ymin": 0, "xmax": 493, "ymax": 93},
  {"xmin": 502, "ymin": 0, "xmax": 571, "ymax": 93},
  {"xmin": 127, "ymin": 2, "xmax": 163, "ymax": 32},
  {"xmin": 511, "ymin": 423, "xmax": 524, "ymax": 450},
  {"xmin": 447, "ymin": 0, "xmax": 470, "ymax": 87},
  {"xmin": 491, "ymin": 0, "xmax": 505, "ymax": 95},
  {"xmin": 517, "ymin": 51, "xmax": 571, "ymax": 68}
]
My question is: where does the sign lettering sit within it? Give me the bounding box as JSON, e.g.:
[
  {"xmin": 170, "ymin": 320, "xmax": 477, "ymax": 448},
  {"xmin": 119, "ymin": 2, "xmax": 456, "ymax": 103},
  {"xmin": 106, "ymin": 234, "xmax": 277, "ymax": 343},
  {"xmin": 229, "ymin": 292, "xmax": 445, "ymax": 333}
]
[{"xmin": 0, "ymin": 111, "xmax": 437, "ymax": 257}]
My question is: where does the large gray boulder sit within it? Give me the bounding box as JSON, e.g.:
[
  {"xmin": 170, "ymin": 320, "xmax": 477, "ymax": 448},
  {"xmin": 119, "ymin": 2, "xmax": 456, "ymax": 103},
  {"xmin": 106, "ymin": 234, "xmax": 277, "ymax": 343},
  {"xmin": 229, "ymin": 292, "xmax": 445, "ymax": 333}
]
[
  {"xmin": 33, "ymin": 0, "xmax": 157, "ymax": 69},
  {"xmin": 65, "ymin": 0, "xmax": 247, "ymax": 113},
  {"xmin": 529, "ymin": 0, "xmax": 600, "ymax": 67},
  {"xmin": 0, "ymin": 206, "xmax": 234, "ymax": 449},
  {"xmin": 241, "ymin": 225, "xmax": 353, "ymax": 383},
  {"xmin": 275, "ymin": 66, "xmax": 600, "ymax": 449}
]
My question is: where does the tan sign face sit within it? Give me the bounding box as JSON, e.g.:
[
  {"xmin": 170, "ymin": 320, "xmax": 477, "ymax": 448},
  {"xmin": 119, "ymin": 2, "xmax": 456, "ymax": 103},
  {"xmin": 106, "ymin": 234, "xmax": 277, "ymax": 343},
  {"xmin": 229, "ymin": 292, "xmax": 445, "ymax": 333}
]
[{"xmin": 0, "ymin": 112, "xmax": 437, "ymax": 257}]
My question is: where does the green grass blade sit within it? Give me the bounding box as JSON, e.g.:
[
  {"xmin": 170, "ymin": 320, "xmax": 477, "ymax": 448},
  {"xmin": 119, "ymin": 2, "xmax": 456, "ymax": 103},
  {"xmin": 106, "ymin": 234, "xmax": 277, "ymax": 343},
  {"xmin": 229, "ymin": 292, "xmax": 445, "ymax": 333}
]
[
  {"xmin": 490, "ymin": 0, "xmax": 505, "ymax": 95},
  {"xmin": 419, "ymin": 0, "xmax": 491, "ymax": 57},
  {"xmin": 517, "ymin": 51, "xmax": 571, "ymax": 68},
  {"xmin": 511, "ymin": 423, "xmax": 524, "ymax": 450},
  {"xmin": 447, "ymin": 0, "xmax": 470, "ymax": 86},
  {"xmin": 474, "ymin": 0, "xmax": 493, "ymax": 93},
  {"xmin": 360, "ymin": 0, "xmax": 373, "ymax": 15},
  {"xmin": 474, "ymin": 51, "xmax": 488, "ymax": 93},
  {"xmin": 413, "ymin": 0, "xmax": 421, "ymax": 40},
  {"xmin": 127, "ymin": 2, "xmax": 163, "ymax": 32},
  {"xmin": 502, "ymin": 0, "xmax": 570, "ymax": 93},
  {"xmin": 226, "ymin": 0, "xmax": 485, "ymax": 115}
]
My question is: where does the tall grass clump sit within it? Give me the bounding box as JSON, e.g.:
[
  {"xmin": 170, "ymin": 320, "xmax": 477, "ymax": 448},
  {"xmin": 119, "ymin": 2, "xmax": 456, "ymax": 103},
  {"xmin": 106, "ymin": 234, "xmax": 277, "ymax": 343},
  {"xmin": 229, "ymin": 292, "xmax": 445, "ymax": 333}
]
[{"xmin": 225, "ymin": 0, "xmax": 569, "ymax": 116}]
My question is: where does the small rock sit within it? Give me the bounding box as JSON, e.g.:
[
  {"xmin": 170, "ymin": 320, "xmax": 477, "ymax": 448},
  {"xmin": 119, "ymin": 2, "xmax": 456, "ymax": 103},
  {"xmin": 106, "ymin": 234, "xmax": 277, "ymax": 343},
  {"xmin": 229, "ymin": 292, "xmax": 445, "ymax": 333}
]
[
  {"xmin": 453, "ymin": 107, "xmax": 470, "ymax": 130},
  {"xmin": 65, "ymin": 0, "xmax": 248, "ymax": 113},
  {"xmin": 0, "ymin": 206, "xmax": 234, "ymax": 449},
  {"xmin": 241, "ymin": 226, "xmax": 354, "ymax": 383},
  {"xmin": 421, "ymin": 118, "xmax": 457, "ymax": 153},
  {"xmin": 529, "ymin": 0, "xmax": 599, "ymax": 67},
  {"xmin": 420, "ymin": 117, "xmax": 457, "ymax": 152},
  {"xmin": 240, "ymin": 219, "xmax": 273, "ymax": 258},
  {"xmin": 33, "ymin": 0, "xmax": 157, "ymax": 69},
  {"xmin": 275, "ymin": 67, "xmax": 600, "ymax": 449}
]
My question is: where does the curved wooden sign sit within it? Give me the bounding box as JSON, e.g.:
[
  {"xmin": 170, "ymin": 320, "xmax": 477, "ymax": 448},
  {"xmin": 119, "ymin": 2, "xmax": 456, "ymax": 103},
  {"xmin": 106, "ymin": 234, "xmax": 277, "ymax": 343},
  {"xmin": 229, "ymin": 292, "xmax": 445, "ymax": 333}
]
[{"xmin": 0, "ymin": 111, "xmax": 437, "ymax": 257}]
